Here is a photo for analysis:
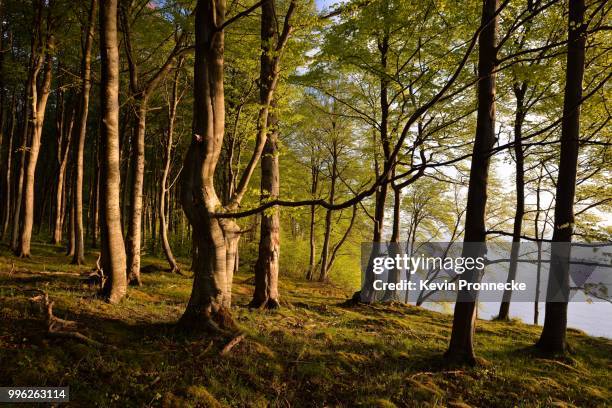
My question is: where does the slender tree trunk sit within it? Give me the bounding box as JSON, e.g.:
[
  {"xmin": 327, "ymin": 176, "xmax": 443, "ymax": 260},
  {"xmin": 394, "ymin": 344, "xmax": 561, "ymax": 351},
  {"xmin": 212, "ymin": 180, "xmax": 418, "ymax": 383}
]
[
  {"xmin": 11, "ymin": 125, "xmax": 26, "ymax": 250},
  {"xmin": 251, "ymin": 112, "xmax": 281, "ymax": 308},
  {"xmin": 126, "ymin": 101, "xmax": 147, "ymax": 285},
  {"xmin": 1, "ymin": 94, "xmax": 15, "ymax": 240},
  {"xmin": 91, "ymin": 132, "xmax": 100, "ymax": 248},
  {"xmin": 160, "ymin": 61, "xmax": 181, "ymax": 273},
  {"xmin": 71, "ymin": 0, "xmax": 97, "ymax": 265},
  {"xmin": 306, "ymin": 154, "xmax": 318, "ymax": 280},
  {"xmin": 17, "ymin": 26, "xmax": 55, "ymax": 257},
  {"xmin": 99, "ymin": 0, "xmax": 127, "ymax": 304},
  {"xmin": 357, "ymin": 32, "xmax": 390, "ymax": 303},
  {"xmin": 51, "ymin": 101, "xmax": 72, "ymax": 245},
  {"xmin": 319, "ymin": 139, "xmax": 338, "ymax": 283},
  {"xmin": 497, "ymin": 83, "xmax": 527, "ymax": 320},
  {"xmin": 445, "ymin": 0, "xmax": 498, "ymax": 365},
  {"xmin": 536, "ymin": 0, "xmax": 586, "ymax": 354},
  {"xmin": 382, "ymin": 184, "xmax": 402, "ymax": 302}
]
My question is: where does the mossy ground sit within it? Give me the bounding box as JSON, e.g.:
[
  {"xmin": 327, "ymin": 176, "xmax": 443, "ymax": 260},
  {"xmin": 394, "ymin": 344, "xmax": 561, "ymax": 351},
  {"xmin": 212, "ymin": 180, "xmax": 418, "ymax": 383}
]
[{"xmin": 0, "ymin": 242, "xmax": 610, "ymax": 407}]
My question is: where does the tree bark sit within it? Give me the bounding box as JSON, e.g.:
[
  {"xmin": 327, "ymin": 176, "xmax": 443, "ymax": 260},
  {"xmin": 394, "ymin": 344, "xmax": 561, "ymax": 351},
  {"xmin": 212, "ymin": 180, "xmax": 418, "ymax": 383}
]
[
  {"xmin": 306, "ymin": 150, "xmax": 319, "ymax": 281},
  {"xmin": 71, "ymin": 0, "xmax": 97, "ymax": 265},
  {"xmin": 382, "ymin": 184, "xmax": 402, "ymax": 302},
  {"xmin": 1, "ymin": 94, "xmax": 15, "ymax": 240},
  {"xmin": 179, "ymin": 0, "xmax": 235, "ymax": 331},
  {"xmin": 357, "ymin": 31, "xmax": 390, "ymax": 303},
  {"xmin": 319, "ymin": 138, "xmax": 338, "ymax": 283},
  {"xmin": 536, "ymin": 0, "xmax": 586, "ymax": 354},
  {"xmin": 445, "ymin": 0, "xmax": 498, "ymax": 365},
  {"xmin": 251, "ymin": 114, "xmax": 280, "ymax": 308},
  {"xmin": 497, "ymin": 82, "xmax": 527, "ymax": 320},
  {"xmin": 159, "ymin": 59, "xmax": 182, "ymax": 274},
  {"xmin": 99, "ymin": 0, "xmax": 127, "ymax": 304},
  {"xmin": 51, "ymin": 92, "xmax": 73, "ymax": 245},
  {"xmin": 126, "ymin": 101, "xmax": 147, "ymax": 285},
  {"xmin": 17, "ymin": 9, "xmax": 55, "ymax": 257}
]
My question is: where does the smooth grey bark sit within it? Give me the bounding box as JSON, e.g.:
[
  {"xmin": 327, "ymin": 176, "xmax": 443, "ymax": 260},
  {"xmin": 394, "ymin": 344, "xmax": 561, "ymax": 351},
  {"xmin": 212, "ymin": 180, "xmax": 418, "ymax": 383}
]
[{"xmin": 99, "ymin": 0, "xmax": 127, "ymax": 304}]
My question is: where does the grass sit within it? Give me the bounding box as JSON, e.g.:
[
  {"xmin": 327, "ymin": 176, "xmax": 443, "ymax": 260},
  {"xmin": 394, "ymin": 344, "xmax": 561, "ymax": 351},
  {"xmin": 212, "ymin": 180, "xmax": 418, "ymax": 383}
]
[{"xmin": 0, "ymin": 242, "xmax": 610, "ymax": 407}]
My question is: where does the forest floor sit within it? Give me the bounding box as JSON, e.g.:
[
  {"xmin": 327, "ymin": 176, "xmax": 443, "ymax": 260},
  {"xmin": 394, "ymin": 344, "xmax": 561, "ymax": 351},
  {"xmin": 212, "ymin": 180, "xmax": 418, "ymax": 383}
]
[{"xmin": 0, "ymin": 242, "xmax": 610, "ymax": 407}]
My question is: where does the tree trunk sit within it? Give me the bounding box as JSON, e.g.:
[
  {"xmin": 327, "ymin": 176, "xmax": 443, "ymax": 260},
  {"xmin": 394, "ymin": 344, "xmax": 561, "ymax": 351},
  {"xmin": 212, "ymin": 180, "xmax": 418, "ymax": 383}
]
[
  {"xmin": 445, "ymin": 0, "xmax": 498, "ymax": 365},
  {"xmin": 1, "ymin": 94, "xmax": 15, "ymax": 240},
  {"xmin": 319, "ymin": 139, "xmax": 338, "ymax": 283},
  {"xmin": 179, "ymin": 0, "xmax": 235, "ymax": 332},
  {"xmin": 357, "ymin": 32, "xmax": 390, "ymax": 303},
  {"xmin": 126, "ymin": 101, "xmax": 147, "ymax": 285},
  {"xmin": 99, "ymin": 0, "xmax": 127, "ymax": 304},
  {"xmin": 251, "ymin": 115, "xmax": 280, "ymax": 308},
  {"xmin": 71, "ymin": 0, "xmax": 97, "ymax": 265},
  {"xmin": 497, "ymin": 82, "xmax": 526, "ymax": 320},
  {"xmin": 306, "ymin": 153, "xmax": 318, "ymax": 280},
  {"xmin": 159, "ymin": 60, "xmax": 182, "ymax": 274},
  {"xmin": 536, "ymin": 0, "xmax": 585, "ymax": 354},
  {"xmin": 17, "ymin": 26, "xmax": 55, "ymax": 257},
  {"xmin": 382, "ymin": 184, "xmax": 401, "ymax": 302},
  {"xmin": 51, "ymin": 101, "xmax": 73, "ymax": 246}
]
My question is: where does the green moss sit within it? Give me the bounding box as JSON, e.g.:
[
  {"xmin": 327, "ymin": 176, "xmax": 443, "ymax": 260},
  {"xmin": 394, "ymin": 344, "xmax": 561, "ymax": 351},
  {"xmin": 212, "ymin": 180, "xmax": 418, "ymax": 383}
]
[{"xmin": 0, "ymin": 242, "xmax": 610, "ymax": 407}]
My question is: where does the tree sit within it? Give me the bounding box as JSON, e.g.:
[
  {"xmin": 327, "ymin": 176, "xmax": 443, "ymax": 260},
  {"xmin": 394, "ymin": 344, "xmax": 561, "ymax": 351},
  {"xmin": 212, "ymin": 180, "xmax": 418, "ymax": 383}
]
[
  {"xmin": 16, "ymin": 0, "xmax": 56, "ymax": 257},
  {"xmin": 120, "ymin": 1, "xmax": 188, "ymax": 285},
  {"xmin": 70, "ymin": 0, "xmax": 97, "ymax": 265},
  {"xmin": 445, "ymin": 0, "xmax": 499, "ymax": 365},
  {"xmin": 536, "ymin": 0, "xmax": 586, "ymax": 354},
  {"xmin": 159, "ymin": 56, "xmax": 185, "ymax": 274},
  {"xmin": 99, "ymin": 0, "xmax": 127, "ymax": 304}
]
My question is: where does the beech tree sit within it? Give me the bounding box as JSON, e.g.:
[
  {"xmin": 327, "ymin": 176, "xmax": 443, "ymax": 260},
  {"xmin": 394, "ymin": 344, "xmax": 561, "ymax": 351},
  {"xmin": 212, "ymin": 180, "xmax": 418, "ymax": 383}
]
[
  {"xmin": 99, "ymin": 0, "xmax": 127, "ymax": 304},
  {"xmin": 70, "ymin": 0, "xmax": 97, "ymax": 265},
  {"xmin": 15, "ymin": 0, "xmax": 56, "ymax": 257},
  {"xmin": 445, "ymin": 0, "xmax": 499, "ymax": 365},
  {"xmin": 536, "ymin": 0, "xmax": 587, "ymax": 354}
]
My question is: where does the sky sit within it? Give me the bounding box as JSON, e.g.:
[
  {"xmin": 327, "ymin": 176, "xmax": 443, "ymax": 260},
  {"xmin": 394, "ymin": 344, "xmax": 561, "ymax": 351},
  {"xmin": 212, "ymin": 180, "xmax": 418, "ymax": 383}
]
[{"xmin": 315, "ymin": 0, "xmax": 343, "ymax": 11}]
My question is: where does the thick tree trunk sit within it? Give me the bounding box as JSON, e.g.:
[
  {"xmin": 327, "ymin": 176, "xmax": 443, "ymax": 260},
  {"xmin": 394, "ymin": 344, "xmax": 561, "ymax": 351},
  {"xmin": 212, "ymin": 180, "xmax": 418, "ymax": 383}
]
[
  {"xmin": 71, "ymin": 0, "xmax": 97, "ymax": 265},
  {"xmin": 99, "ymin": 0, "xmax": 127, "ymax": 304},
  {"xmin": 445, "ymin": 0, "xmax": 498, "ymax": 365},
  {"xmin": 497, "ymin": 83, "xmax": 527, "ymax": 320},
  {"xmin": 536, "ymin": 0, "xmax": 585, "ymax": 354},
  {"xmin": 126, "ymin": 101, "xmax": 147, "ymax": 285},
  {"xmin": 179, "ymin": 0, "xmax": 235, "ymax": 331}
]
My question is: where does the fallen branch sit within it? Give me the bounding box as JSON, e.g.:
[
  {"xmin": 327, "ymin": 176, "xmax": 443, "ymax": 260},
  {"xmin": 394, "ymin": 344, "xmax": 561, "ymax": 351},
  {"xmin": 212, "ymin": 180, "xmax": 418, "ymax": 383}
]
[
  {"xmin": 219, "ymin": 334, "xmax": 245, "ymax": 356},
  {"xmin": 30, "ymin": 291, "xmax": 104, "ymax": 348}
]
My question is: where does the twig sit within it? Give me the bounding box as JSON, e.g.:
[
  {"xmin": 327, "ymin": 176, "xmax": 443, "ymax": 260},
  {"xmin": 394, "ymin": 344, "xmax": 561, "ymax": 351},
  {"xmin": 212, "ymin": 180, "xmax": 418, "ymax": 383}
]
[{"xmin": 219, "ymin": 334, "xmax": 245, "ymax": 356}]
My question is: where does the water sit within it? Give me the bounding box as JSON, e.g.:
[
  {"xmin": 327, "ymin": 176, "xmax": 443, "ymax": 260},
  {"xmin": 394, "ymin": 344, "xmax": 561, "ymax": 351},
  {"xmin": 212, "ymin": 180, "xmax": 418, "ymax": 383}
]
[{"xmin": 422, "ymin": 301, "xmax": 612, "ymax": 339}]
